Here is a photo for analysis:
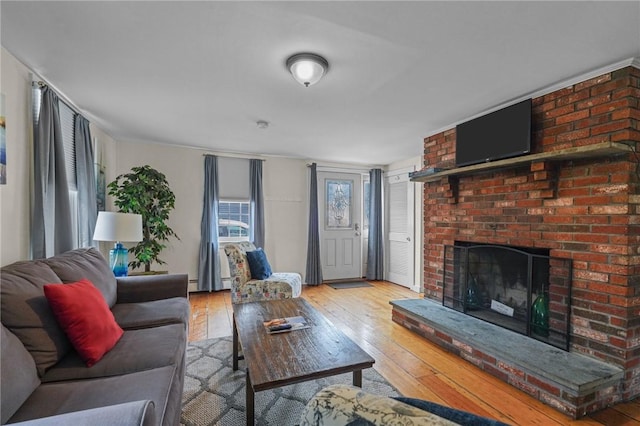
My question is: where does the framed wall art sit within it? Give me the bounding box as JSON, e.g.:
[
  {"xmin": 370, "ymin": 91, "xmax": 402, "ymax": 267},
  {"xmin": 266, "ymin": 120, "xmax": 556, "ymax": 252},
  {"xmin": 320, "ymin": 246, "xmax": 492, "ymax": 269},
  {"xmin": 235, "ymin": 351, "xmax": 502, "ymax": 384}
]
[{"xmin": 0, "ymin": 93, "xmax": 6, "ymax": 185}]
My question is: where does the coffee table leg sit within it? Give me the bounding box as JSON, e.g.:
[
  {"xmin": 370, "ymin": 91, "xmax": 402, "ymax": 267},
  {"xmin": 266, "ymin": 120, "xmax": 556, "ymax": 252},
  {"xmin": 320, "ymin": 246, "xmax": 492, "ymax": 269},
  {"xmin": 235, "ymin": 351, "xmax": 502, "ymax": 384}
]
[
  {"xmin": 233, "ymin": 314, "xmax": 238, "ymax": 371},
  {"xmin": 246, "ymin": 369, "xmax": 254, "ymax": 426},
  {"xmin": 353, "ymin": 369, "xmax": 363, "ymax": 387}
]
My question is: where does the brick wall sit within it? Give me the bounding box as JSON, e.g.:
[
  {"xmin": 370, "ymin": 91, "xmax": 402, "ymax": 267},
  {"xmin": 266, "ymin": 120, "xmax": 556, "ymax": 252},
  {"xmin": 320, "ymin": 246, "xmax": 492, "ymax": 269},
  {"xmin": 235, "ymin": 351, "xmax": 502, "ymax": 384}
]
[{"xmin": 422, "ymin": 66, "xmax": 640, "ymax": 399}]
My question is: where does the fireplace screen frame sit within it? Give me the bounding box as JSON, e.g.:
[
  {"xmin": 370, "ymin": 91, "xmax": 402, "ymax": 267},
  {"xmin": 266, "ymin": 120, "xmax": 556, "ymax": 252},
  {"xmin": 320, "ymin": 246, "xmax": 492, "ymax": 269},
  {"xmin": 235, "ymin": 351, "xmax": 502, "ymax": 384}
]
[{"xmin": 442, "ymin": 244, "xmax": 572, "ymax": 351}]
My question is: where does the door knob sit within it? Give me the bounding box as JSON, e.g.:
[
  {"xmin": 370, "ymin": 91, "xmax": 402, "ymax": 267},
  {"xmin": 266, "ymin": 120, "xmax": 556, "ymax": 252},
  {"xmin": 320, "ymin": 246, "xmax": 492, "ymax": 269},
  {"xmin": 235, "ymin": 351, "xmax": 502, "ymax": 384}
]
[{"xmin": 406, "ymin": 237, "xmax": 411, "ymax": 242}]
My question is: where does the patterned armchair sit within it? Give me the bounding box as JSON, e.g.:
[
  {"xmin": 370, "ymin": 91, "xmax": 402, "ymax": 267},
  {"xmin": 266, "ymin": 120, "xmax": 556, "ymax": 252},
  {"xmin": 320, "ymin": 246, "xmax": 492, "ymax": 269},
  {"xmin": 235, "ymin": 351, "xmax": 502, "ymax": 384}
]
[
  {"xmin": 223, "ymin": 242, "xmax": 302, "ymax": 304},
  {"xmin": 300, "ymin": 384, "xmax": 509, "ymax": 426}
]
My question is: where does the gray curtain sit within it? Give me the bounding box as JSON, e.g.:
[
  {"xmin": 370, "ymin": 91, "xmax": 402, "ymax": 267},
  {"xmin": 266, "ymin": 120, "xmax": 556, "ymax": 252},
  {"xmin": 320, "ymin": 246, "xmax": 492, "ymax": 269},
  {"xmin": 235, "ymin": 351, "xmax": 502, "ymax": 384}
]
[
  {"xmin": 197, "ymin": 155, "xmax": 222, "ymax": 291},
  {"xmin": 305, "ymin": 163, "xmax": 323, "ymax": 285},
  {"xmin": 250, "ymin": 159, "xmax": 265, "ymax": 249},
  {"xmin": 31, "ymin": 87, "xmax": 73, "ymax": 259},
  {"xmin": 366, "ymin": 168, "xmax": 384, "ymax": 280},
  {"xmin": 74, "ymin": 115, "xmax": 97, "ymax": 248}
]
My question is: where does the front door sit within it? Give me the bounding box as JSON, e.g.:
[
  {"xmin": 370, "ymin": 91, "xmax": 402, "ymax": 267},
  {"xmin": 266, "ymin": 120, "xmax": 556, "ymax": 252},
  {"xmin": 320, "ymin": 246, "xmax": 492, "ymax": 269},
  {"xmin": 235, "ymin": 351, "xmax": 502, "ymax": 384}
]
[{"xmin": 318, "ymin": 172, "xmax": 362, "ymax": 281}]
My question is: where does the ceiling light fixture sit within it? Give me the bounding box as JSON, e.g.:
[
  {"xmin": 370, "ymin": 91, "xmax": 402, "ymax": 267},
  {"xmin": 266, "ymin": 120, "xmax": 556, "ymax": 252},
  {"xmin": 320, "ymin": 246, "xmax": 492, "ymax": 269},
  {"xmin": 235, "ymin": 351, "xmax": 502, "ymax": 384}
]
[{"xmin": 286, "ymin": 53, "xmax": 329, "ymax": 87}]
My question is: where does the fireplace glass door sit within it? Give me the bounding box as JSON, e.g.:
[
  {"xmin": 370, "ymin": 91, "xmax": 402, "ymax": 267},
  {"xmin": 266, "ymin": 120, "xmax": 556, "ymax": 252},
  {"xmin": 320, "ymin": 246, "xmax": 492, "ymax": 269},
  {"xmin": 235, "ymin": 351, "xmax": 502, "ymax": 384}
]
[{"xmin": 443, "ymin": 243, "xmax": 572, "ymax": 350}]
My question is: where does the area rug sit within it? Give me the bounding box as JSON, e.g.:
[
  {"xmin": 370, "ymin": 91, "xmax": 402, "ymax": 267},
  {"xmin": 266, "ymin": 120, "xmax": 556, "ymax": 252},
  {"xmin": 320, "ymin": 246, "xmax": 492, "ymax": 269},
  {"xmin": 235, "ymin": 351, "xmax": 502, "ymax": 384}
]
[
  {"xmin": 181, "ymin": 336, "xmax": 398, "ymax": 426},
  {"xmin": 326, "ymin": 281, "xmax": 373, "ymax": 289}
]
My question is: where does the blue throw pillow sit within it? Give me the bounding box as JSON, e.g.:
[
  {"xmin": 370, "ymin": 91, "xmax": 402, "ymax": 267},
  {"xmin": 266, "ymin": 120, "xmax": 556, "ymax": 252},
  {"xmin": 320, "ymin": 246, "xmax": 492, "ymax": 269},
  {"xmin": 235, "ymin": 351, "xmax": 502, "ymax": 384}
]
[{"xmin": 246, "ymin": 248, "xmax": 272, "ymax": 280}]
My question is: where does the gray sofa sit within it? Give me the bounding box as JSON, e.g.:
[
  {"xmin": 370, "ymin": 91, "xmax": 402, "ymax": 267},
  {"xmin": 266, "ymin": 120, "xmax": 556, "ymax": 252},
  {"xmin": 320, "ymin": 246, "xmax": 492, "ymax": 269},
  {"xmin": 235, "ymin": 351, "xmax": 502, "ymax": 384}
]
[{"xmin": 1, "ymin": 248, "xmax": 189, "ymax": 426}]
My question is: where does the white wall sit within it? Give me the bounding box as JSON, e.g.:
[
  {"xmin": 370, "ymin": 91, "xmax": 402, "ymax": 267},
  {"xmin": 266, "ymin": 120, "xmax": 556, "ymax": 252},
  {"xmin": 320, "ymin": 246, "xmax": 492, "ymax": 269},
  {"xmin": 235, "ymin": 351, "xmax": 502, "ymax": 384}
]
[
  {"xmin": 262, "ymin": 157, "xmax": 308, "ymax": 275},
  {"xmin": 0, "ymin": 47, "xmax": 32, "ymax": 266},
  {"xmin": 114, "ymin": 142, "xmax": 205, "ymax": 277},
  {"xmin": 115, "ymin": 142, "xmax": 310, "ymax": 280}
]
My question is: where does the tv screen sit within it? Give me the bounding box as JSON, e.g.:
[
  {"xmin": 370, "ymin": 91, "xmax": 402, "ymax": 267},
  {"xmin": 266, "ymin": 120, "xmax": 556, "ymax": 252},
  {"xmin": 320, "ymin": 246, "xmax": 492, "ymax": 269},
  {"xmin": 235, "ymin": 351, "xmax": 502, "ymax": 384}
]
[{"xmin": 455, "ymin": 98, "xmax": 532, "ymax": 167}]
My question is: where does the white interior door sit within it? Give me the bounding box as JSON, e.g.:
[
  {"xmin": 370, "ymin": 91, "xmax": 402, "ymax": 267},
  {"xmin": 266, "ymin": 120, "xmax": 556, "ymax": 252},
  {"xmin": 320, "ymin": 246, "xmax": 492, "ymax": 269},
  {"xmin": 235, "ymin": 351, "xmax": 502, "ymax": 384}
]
[
  {"xmin": 386, "ymin": 173, "xmax": 414, "ymax": 288},
  {"xmin": 319, "ymin": 172, "xmax": 362, "ymax": 281}
]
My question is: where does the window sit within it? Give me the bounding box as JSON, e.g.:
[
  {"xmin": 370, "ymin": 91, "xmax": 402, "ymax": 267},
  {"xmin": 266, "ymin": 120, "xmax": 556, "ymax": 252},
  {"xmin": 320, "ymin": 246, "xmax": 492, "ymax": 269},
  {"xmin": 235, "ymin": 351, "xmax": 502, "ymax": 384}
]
[
  {"xmin": 363, "ymin": 180, "xmax": 370, "ymax": 231},
  {"xmin": 218, "ymin": 200, "xmax": 250, "ymax": 242}
]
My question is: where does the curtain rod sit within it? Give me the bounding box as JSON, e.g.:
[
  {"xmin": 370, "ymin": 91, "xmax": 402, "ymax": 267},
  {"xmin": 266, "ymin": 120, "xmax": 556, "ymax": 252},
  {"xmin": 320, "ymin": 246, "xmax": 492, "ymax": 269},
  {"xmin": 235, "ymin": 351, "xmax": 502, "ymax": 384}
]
[
  {"xmin": 202, "ymin": 152, "xmax": 265, "ymax": 161},
  {"xmin": 32, "ymin": 79, "xmax": 83, "ymax": 117},
  {"xmin": 308, "ymin": 163, "xmax": 381, "ymax": 174}
]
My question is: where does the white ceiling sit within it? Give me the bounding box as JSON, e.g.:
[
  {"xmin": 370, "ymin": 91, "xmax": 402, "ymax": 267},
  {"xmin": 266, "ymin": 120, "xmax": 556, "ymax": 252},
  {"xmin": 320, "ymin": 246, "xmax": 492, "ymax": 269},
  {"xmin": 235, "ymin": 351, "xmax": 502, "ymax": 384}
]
[{"xmin": 2, "ymin": 1, "xmax": 639, "ymax": 166}]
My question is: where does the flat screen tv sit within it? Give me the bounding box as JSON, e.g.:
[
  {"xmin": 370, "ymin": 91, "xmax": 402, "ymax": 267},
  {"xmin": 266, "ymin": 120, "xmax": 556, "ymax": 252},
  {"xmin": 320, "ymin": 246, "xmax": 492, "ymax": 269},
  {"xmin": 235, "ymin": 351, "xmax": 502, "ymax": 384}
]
[{"xmin": 455, "ymin": 98, "xmax": 532, "ymax": 167}]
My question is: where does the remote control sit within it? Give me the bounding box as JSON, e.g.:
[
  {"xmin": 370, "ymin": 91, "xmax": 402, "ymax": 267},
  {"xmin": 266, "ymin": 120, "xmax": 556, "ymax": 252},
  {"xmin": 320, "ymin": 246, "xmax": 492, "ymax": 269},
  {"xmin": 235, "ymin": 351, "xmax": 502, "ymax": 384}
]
[{"xmin": 269, "ymin": 324, "xmax": 292, "ymax": 332}]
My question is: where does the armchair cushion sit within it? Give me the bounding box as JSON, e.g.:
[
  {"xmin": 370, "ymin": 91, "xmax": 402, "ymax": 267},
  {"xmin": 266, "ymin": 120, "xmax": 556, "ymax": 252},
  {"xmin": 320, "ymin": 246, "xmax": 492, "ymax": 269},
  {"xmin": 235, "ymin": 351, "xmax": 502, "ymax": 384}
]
[
  {"xmin": 224, "ymin": 243, "xmax": 253, "ymax": 287},
  {"xmin": 300, "ymin": 384, "xmax": 457, "ymax": 426},
  {"xmin": 246, "ymin": 248, "xmax": 272, "ymax": 279},
  {"xmin": 300, "ymin": 384, "xmax": 510, "ymax": 426},
  {"xmin": 231, "ymin": 272, "xmax": 302, "ymax": 303}
]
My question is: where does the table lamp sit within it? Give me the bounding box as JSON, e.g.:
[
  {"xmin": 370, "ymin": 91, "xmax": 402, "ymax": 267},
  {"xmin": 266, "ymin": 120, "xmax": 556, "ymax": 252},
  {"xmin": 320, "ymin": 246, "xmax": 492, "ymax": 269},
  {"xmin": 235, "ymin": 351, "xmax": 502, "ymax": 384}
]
[{"xmin": 93, "ymin": 212, "xmax": 143, "ymax": 277}]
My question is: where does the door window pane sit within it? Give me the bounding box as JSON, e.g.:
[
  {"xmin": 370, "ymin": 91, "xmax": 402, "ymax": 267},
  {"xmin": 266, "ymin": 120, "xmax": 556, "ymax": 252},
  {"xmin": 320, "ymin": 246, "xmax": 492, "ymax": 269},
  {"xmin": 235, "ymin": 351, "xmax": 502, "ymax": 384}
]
[
  {"xmin": 363, "ymin": 181, "xmax": 370, "ymax": 230},
  {"xmin": 326, "ymin": 179, "xmax": 352, "ymax": 229}
]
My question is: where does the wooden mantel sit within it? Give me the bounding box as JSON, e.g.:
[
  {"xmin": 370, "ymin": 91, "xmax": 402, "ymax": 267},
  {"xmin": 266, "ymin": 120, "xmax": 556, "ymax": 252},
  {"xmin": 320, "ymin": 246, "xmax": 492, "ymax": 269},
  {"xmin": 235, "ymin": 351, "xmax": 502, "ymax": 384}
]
[{"xmin": 409, "ymin": 141, "xmax": 633, "ymax": 183}]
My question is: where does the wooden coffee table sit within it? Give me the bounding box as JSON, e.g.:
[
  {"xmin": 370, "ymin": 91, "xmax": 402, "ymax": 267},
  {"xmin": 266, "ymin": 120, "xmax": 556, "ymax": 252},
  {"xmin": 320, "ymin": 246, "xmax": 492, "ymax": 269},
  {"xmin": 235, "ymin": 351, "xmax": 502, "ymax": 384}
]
[{"xmin": 232, "ymin": 297, "xmax": 375, "ymax": 425}]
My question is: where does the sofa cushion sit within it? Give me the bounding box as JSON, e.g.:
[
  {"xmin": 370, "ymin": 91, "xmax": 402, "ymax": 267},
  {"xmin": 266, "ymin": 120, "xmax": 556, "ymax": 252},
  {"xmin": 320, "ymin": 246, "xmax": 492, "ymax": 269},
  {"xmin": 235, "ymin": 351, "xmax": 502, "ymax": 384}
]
[
  {"xmin": 111, "ymin": 297, "xmax": 189, "ymax": 330},
  {"xmin": 246, "ymin": 248, "xmax": 272, "ymax": 279},
  {"xmin": 231, "ymin": 272, "xmax": 302, "ymax": 304},
  {"xmin": 0, "ymin": 260, "xmax": 71, "ymax": 376},
  {"xmin": 1, "ymin": 325, "xmax": 41, "ymax": 424},
  {"xmin": 9, "ymin": 365, "xmax": 176, "ymax": 426},
  {"xmin": 43, "ymin": 247, "xmax": 117, "ymax": 307},
  {"xmin": 44, "ymin": 279, "xmax": 124, "ymax": 367},
  {"xmin": 42, "ymin": 324, "xmax": 186, "ymax": 383}
]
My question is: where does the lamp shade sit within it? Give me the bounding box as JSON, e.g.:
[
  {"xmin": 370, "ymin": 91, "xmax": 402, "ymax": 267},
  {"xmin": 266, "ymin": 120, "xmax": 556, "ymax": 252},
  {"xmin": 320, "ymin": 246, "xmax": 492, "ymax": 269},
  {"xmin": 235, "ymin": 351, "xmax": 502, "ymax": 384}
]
[
  {"xmin": 286, "ymin": 53, "xmax": 329, "ymax": 87},
  {"xmin": 93, "ymin": 212, "xmax": 143, "ymax": 243}
]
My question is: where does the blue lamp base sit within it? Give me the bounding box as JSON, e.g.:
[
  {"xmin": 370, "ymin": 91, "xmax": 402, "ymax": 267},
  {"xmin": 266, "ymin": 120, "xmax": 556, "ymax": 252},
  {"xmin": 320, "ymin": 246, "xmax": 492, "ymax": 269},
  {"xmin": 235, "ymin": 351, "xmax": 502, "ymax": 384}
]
[{"xmin": 109, "ymin": 242, "xmax": 129, "ymax": 277}]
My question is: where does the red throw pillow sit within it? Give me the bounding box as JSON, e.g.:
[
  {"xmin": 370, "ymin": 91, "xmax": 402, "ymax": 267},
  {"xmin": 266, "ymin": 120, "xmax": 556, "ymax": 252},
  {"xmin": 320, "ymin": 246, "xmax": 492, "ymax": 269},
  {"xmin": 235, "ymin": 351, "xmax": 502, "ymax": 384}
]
[{"xmin": 44, "ymin": 279, "xmax": 123, "ymax": 367}]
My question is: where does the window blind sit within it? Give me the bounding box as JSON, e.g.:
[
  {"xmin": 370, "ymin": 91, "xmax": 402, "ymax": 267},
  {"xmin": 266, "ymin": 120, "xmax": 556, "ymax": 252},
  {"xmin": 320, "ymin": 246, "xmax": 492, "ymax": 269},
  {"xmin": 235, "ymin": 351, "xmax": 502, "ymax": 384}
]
[
  {"xmin": 58, "ymin": 102, "xmax": 77, "ymax": 191},
  {"xmin": 218, "ymin": 157, "xmax": 250, "ymax": 200},
  {"xmin": 31, "ymin": 85, "xmax": 78, "ymax": 191}
]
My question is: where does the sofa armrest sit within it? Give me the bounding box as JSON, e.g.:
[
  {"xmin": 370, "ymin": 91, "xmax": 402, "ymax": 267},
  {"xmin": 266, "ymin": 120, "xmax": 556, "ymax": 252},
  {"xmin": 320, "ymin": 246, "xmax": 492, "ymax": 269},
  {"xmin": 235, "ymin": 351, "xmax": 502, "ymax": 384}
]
[
  {"xmin": 116, "ymin": 274, "xmax": 188, "ymax": 304},
  {"xmin": 10, "ymin": 400, "xmax": 155, "ymax": 426}
]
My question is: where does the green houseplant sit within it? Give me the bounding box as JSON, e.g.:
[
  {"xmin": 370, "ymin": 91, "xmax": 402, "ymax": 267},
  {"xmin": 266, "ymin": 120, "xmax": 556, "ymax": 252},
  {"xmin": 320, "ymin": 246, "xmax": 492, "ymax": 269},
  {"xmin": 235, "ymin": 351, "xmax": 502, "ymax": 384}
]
[{"xmin": 108, "ymin": 165, "xmax": 179, "ymax": 272}]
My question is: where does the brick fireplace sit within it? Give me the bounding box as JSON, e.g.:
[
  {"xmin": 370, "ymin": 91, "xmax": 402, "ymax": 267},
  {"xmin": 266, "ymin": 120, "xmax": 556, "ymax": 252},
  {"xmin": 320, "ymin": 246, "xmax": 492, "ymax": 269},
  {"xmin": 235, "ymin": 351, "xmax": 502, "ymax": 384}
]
[{"xmin": 393, "ymin": 65, "xmax": 640, "ymax": 417}]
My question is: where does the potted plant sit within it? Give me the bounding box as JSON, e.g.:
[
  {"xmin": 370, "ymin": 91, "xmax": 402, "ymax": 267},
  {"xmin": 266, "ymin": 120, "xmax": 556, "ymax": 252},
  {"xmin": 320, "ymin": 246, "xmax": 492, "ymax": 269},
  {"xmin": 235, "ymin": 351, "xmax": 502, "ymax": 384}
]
[{"xmin": 107, "ymin": 165, "xmax": 179, "ymax": 273}]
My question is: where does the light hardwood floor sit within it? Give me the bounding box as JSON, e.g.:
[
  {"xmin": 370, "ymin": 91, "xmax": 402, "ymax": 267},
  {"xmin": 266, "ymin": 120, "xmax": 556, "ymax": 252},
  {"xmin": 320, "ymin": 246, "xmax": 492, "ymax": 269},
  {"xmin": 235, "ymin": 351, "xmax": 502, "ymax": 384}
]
[{"xmin": 188, "ymin": 280, "xmax": 640, "ymax": 425}]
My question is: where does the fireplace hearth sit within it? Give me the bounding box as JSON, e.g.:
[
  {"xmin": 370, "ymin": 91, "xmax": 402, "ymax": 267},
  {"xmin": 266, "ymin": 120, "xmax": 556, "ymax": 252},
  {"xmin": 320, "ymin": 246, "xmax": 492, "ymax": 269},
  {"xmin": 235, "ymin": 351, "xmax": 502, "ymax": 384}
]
[{"xmin": 443, "ymin": 243, "xmax": 572, "ymax": 350}]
